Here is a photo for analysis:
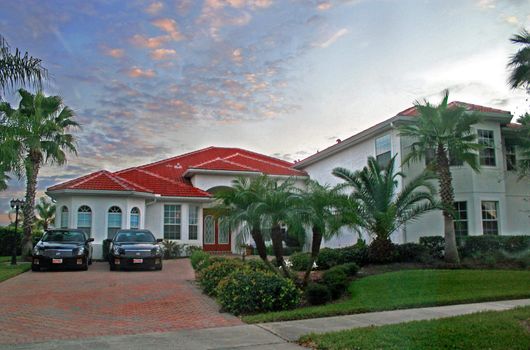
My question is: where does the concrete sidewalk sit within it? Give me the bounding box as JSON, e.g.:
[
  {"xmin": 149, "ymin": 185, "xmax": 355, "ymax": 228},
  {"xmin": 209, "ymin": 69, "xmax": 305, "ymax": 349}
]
[
  {"xmin": 4, "ymin": 299, "xmax": 529, "ymax": 350},
  {"xmin": 257, "ymin": 298, "xmax": 530, "ymax": 342}
]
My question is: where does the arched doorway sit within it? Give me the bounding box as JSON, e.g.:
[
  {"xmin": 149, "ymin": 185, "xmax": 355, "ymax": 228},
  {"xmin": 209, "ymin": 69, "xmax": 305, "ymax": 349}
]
[{"xmin": 203, "ymin": 186, "xmax": 232, "ymax": 253}]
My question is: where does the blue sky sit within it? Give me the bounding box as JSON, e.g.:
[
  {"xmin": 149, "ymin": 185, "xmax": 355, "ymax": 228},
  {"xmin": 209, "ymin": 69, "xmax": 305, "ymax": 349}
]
[{"xmin": 0, "ymin": 0, "xmax": 529, "ymax": 223}]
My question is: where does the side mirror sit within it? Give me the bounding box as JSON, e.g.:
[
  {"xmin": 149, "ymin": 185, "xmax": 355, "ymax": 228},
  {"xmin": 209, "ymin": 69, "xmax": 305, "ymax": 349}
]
[
  {"xmin": 87, "ymin": 238, "xmax": 95, "ymax": 243},
  {"xmin": 104, "ymin": 238, "xmax": 112, "ymax": 243},
  {"xmin": 156, "ymin": 238, "xmax": 164, "ymax": 243}
]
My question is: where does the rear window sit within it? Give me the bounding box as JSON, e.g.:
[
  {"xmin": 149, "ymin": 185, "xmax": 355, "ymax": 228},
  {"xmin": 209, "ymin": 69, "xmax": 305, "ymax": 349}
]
[{"xmin": 42, "ymin": 231, "xmax": 86, "ymax": 243}]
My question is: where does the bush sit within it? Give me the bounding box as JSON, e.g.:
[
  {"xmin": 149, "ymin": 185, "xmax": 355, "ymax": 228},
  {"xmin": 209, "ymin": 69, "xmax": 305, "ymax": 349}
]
[
  {"xmin": 289, "ymin": 252, "xmax": 311, "ymax": 271},
  {"xmin": 245, "ymin": 258, "xmax": 271, "ymax": 272},
  {"xmin": 316, "ymin": 248, "xmax": 342, "ymax": 270},
  {"xmin": 216, "ymin": 269, "xmax": 301, "ymax": 315},
  {"xmin": 305, "ymin": 283, "xmax": 331, "ymax": 305},
  {"xmin": 198, "ymin": 259, "xmax": 245, "ymax": 296},
  {"xmin": 337, "ymin": 262, "xmax": 359, "ymax": 277},
  {"xmin": 395, "ymin": 243, "xmax": 429, "ymax": 263},
  {"xmin": 161, "ymin": 240, "xmax": 185, "ymax": 259},
  {"xmin": 0, "ymin": 227, "xmax": 22, "ymax": 256},
  {"xmin": 368, "ymin": 238, "xmax": 397, "ymax": 264},
  {"xmin": 338, "ymin": 243, "xmax": 369, "ymax": 266},
  {"xmin": 190, "ymin": 250, "xmax": 210, "ymax": 271},
  {"xmin": 321, "ymin": 266, "xmax": 349, "ymax": 299},
  {"xmin": 419, "ymin": 236, "xmax": 445, "ymax": 260}
]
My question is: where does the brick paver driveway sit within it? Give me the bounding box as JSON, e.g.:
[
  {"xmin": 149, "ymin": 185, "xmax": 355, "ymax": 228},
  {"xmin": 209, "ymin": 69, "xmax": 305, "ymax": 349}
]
[{"xmin": 0, "ymin": 259, "xmax": 242, "ymax": 345}]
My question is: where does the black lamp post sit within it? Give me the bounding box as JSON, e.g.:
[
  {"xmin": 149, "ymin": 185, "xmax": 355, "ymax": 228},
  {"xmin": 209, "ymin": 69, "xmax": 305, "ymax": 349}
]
[{"xmin": 10, "ymin": 199, "xmax": 24, "ymax": 265}]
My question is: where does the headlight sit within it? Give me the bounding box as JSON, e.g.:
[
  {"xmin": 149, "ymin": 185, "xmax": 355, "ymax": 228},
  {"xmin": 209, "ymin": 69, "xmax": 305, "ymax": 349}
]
[
  {"xmin": 113, "ymin": 246, "xmax": 121, "ymax": 255},
  {"xmin": 76, "ymin": 247, "xmax": 85, "ymax": 256},
  {"xmin": 33, "ymin": 246, "xmax": 42, "ymax": 256},
  {"xmin": 152, "ymin": 246, "xmax": 162, "ymax": 256}
]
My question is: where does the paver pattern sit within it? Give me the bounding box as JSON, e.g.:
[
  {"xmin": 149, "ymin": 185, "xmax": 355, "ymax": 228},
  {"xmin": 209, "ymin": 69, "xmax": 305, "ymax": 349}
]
[{"xmin": 0, "ymin": 259, "xmax": 241, "ymax": 345}]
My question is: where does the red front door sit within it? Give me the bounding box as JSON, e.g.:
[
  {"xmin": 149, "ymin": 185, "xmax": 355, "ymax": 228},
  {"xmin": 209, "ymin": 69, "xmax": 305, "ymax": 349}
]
[{"xmin": 202, "ymin": 209, "xmax": 231, "ymax": 252}]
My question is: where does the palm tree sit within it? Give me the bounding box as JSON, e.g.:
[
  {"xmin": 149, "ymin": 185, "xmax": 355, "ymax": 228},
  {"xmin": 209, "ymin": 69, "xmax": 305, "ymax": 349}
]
[
  {"xmin": 509, "ymin": 113, "xmax": 530, "ymax": 178},
  {"xmin": 300, "ymin": 180, "xmax": 348, "ymax": 285},
  {"xmin": 508, "ymin": 29, "xmax": 530, "ymax": 92},
  {"xmin": 397, "ymin": 90, "xmax": 481, "ymax": 263},
  {"xmin": 214, "ymin": 176, "xmax": 273, "ymax": 268},
  {"xmin": 253, "ymin": 177, "xmax": 302, "ymax": 278},
  {"xmin": 35, "ymin": 197, "xmax": 55, "ymax": 231},
  {"xmin": 0, "ymin": 34, "xmax": 47, "ymax": 99},
  {"xmin": 332, "ymin": 156, "xmax": 438, "ymax": 261},
  {"xmin": 0, "ymin": 89, "xmax": 79, "ymax": 258}
]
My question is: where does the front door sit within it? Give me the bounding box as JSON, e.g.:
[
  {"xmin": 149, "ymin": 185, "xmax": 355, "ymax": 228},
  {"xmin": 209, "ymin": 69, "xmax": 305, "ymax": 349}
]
[{"xmin": 202, "ymin": 209, "xmax": 231, "ymax": 252}]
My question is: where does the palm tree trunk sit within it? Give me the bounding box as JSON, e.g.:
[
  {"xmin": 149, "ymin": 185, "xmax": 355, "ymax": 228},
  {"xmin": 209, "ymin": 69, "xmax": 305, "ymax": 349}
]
[
  {"xmin": 303, "ymin": 225, "xmax": 322, "ymax": 286},
  {"xmin": 250, "ymin": 227, "xmax": 275, "ymax": 271},
  {"xmin": 436, "ymin": 144, "xmax": 460, "ymax": 264},
  {"xmin": 271, "ymin": 224, "xmax": 291, "ymax": 278},
  {"xmin": 21, "ymin": 152, "xmax": 41, "ymax": 260}
]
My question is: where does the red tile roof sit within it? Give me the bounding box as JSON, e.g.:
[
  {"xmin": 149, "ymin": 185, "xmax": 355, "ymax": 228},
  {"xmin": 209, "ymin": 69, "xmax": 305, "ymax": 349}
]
[
  {"xmin": 398, "ymin": 101, "xmax": 511, "ymax": 117},
  {"xmin": 48, "ymin": 147, "xmax": 306, "ymax": 197}
]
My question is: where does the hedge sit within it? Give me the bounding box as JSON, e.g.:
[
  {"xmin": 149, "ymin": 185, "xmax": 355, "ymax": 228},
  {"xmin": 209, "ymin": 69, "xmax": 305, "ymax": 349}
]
[{"xmin": 198, "ymin": 259, "xmax": 245, "ymax": 296}]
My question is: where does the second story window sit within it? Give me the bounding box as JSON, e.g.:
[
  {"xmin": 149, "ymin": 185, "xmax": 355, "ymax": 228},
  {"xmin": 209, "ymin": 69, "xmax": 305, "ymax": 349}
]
[
  {"xmin": 505, "ymin": 142, "xmax": 517, "ymax": 171},
  {"xmin": 375, "ymin": 134, "xmax": 391, "ymax": 168},
  {"xmin": 478, "ymin": 129, "xmax": 496, "ymax": 166}
]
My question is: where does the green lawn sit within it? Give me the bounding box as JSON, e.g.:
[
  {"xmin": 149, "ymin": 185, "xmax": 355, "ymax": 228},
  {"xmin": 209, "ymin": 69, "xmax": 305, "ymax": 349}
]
[
  {"xmin": 0, "ymin": 256, "xmax": 30, "ymax": 282},
  {"xmin": 299, "ymin": 306, "xmax": 530, "ymax": 350},
  {"xmin": 243, "ymin": 269, "xmax": 530, "ymax": 323}
]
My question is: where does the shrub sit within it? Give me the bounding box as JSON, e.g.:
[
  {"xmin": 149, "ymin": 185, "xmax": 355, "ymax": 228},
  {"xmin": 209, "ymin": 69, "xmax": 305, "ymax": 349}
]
[
  {"xmin": 289, "ymin": 252, "xmax": 311, "ymax": 271},
  {"xmin": 419, "ymin": 236, "xmax": 445, "ymax": 260},
  {"xmin": 368, "ymin": 238, "xmax": 397, "ymax": 264},
  {"xmin": 305, "ymin": 283, "xmax": 331, "ymax": 305},
  {"xmin": 321, "ymin": 266, "xmax": 349, "ymax": 299},
  {"xmin": 316, "ymin": 248, "xmax": 342, "ymax": 270},
  {"xmin": 216, "ymin": 269, "xmax": 301, "ymax": 315},
  {"xmin": 245, "ymin": 258, "xmax": 271, "ymax": 272},
  {"xmin": 459, "ymin": 236, "xmax": 503, "ymax": 258},
  {"xmin": 190, "ymin": 250, "xmax": 210, "ymax": 271},
  {"xmin": 0, "ymin": 227, "xmax": 22, "ymax": 256},
  {"xmin": 337, "ymin": 262, "xmax": 359, "ymax": 277},
  {"xmin": 503, "ymin": 236, "xmax": 530, "ymax": 253},
  {"xmin": 395, "ymin": 243, "xmax": 429, "ymax": 263},
  {"xmin": 338, "ymin": 244, "xmax": 369, "ymax": 266},
  {"xmin": 161, "ymin": 240, "xmax": 184, "ymax": 259},
  {"xmin": 198, "ymin": 259, "xmax": 245, "ymax": 296}
]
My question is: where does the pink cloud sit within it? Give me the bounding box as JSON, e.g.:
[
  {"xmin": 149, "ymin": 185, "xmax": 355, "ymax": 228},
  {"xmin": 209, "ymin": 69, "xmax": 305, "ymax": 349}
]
[
  {"xmin": 317, "ymin": 2, "xmax": 332, "ymax": 10},
  {"xmin": 151, "ymin": 48, "xmax": 177, "ymax": 60},
  {"xmin": 130, "ymin": 34, "xmax": 169, "ymax": 49},
  {"xmin": 103, "ymin": 47, "xmax": 124, "ymax": 58},
  {"xmin": 152, "ymin": 18, "xmax": 185, "ymax": 41},
  {"xmin": 145, "ymin": 1, "xmax": 164, "ymax": 14},
  {"xmin": 127, "ymin": 67, "xmax": 156, "ymax": 78}
]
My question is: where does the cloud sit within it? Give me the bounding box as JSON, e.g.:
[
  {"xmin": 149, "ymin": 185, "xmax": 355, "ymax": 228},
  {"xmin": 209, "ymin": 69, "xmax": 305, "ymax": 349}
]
[
  {"xmin": 503, "ymin": 15, "xmax": 519, "ymax": 25},
  {"xmin": 317, "ymin": 2, "xmax": 332, "ymax": 11},
  {"xmin": 476, "ymin": 0, "xmax": 496, "ymax": 9},
  {"xmin": 151, "ymin": 48, "xmax": 177, "ymax": 60},
  {"xmin": 130, "ymin": 34, "xmax": 169, "ymax": 48},
  {"xmin": 317, "ymin": 28, "xmax": 349, "ymax": 48},
  {"xmin": 103, "ymin": 47, "xmax": 124, "ymax": 58},
  {"xmin": 152, "ymin": 18, "xmax": 185, "ymax": 41},
  {"xmin": 125, "ymin": 67, "xmax": 156, "ymax": 78},
  {"xmin": 145, "ymin": 2, "xmax": 164, "ymax": 15},
  {"xmin": 232, "ymin": 48, "xmax": 243, "ymax": 63}
]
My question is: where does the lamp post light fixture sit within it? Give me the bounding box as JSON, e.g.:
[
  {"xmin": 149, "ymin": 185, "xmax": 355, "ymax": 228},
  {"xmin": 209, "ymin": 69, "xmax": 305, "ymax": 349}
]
[{"xmin": 9, "ymin": 199, "xmax": 25, "ymax": 265}]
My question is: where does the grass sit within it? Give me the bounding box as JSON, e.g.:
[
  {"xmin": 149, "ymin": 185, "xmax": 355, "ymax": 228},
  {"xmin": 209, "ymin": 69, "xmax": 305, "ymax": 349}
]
[
  {"xmin": 299, "ymin": 306, "xmax": 530, "ymax": 350},
  {"xmin": 0, "ymin": 256, "xmax": 30, "ymax": 283},
  {"xmin": 243, "ymin": 269, "xmax": 530, "ymax": 323}
]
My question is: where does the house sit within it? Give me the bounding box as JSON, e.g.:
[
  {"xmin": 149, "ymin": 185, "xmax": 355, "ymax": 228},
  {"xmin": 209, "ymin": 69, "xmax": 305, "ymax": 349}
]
[
  {"xmin": 293, "ymin": 101, "xmax": 530, "ymax": 247},
  {"xmin": 46, "ymin": 147, "xmax": 308, "ymax": 259}
]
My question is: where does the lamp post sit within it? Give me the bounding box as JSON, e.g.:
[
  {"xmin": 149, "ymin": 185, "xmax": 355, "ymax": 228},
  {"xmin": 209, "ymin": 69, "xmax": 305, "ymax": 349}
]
[{"xmin": 10, "ymin": 199, "xmax": 24, "ymax": 265}]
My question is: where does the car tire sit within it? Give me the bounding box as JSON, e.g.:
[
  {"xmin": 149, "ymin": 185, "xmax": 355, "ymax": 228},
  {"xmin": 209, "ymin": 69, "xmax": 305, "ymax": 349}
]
[
  {"xmin": 88, "ymin": 258, "xmax": 92, "ymax": 265},
  {"xmin": 31, "ymin": 264, "xmax": 40, "ymax": 272},
  {"xmin": 110, "ymin": 264, "xmax": 116, "ymax": 271},
  {"xmin": 155, "ymin": 265, "xmax": 163, "ymax": 271},
  {"xmin": 81, "ymin": 262, "xmax": 88, "ymax": 271}
]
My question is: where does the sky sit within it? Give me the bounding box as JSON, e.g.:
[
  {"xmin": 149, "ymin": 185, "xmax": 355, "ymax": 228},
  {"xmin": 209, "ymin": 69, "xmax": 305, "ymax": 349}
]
[{"xmin": 0, "ymin": 0, "xmax": 529, "ymax": 224}]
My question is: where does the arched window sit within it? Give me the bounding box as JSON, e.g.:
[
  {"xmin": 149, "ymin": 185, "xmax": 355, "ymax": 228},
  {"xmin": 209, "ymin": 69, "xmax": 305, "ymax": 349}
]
[
  {"xmin": 77, "ymin": 205, "xmax": 92, "ymax": 236},
  {"xmin": 60, "ymin": 206, "xmax": 69, "ymax": 229},
  {"xmin": 107, "ymin": 206, "xmax": 122, "ymax": 239},
  {"xmin": 130, "ymin": 207, "xmax": 140, "ymax": 229}
]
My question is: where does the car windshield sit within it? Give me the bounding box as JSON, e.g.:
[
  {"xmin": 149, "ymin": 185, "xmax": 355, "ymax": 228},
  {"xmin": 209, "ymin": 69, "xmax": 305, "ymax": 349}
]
[
  {"xmin": 114, "ymin": 231, "xmax": 156, "ymax": 243},
  {"xmin": 42, "ymin": 231, "xmax": 86, "ymax": 243}
]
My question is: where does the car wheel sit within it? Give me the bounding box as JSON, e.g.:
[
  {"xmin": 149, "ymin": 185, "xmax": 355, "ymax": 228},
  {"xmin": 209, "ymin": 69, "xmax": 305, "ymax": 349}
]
[
  {"xmin": 81, "ymin": 262, "xmax": 88, "ymax": 271},
  {"xmin": 31, "ymin": 264, "xmax": 40, "ymax": 272},
  {"xmin": 110, "ymin": 264, "xmax": 116, "ymax": 271},
  {"xmin": 88, "ymin": 258, "xmax": 93, "ymax": 265},
  {"xmin": 155, "ymin": 265, "xmax": 163, "ymax": 271}
]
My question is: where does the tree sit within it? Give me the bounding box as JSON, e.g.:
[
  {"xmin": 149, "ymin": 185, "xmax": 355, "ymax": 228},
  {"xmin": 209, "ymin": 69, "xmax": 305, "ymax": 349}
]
[
  {"xmin": 0, "ymin": 89, "xmax": 78, "ymax": 258},
  {"xmin": 397, "ymin": 90, "xmax": 481, "ymax": 263},
  {"xmin": 35, "ymin": 197, "xmax": 55, "ymax": 231},
  {"xmin": 214, "ymin": 176, "xmax": 273, "ymax": 269},
  {"xmin": 508, "ymin": 29, "xmax": 530, "ymax": 92},
  {"xmin": 332, "ymin": 156, "xmax": 438, "ymax": 261},
  {"xmin": 253, "ymin": 177, "xmax": 302, "ymax": 278},
  {"xmin": 509, "ymin": 113, "xmax": 530, "ymax": 178},
  {"xmin": 300, "ymin": 180, "xmax": 347, "ymax": 285}
]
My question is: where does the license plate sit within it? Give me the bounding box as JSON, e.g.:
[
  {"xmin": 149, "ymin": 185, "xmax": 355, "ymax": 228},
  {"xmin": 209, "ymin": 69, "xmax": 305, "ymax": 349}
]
[
  {"xmin": 52, "ymin": 259, "xmax": 63, "ymax": 264},
  {"xmin": 133, "ymin": 259, "xmax": 143, "ymax": 264}
]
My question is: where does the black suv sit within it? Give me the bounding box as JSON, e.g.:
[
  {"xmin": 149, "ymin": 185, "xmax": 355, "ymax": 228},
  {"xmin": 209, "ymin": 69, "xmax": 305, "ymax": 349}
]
[
  {"xmin": 32, "ymin": 229, "xmax": 94, "ymax": 271},
  {"xmin": 106, "ymin": 229, "xmax": 163, "ymax": 271}
]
